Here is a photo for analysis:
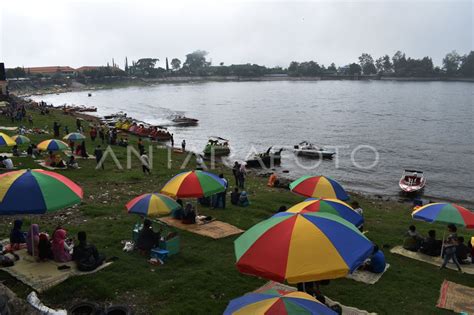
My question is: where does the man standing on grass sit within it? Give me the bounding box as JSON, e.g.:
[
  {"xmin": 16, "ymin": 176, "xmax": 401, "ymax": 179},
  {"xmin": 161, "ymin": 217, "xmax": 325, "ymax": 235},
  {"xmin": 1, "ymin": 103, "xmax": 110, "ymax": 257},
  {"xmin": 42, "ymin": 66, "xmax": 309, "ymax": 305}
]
[
  {"xmin": 94, "ymin": 145, "xmax": 104, "ymax": 170},
  {"xmin": 140, "ymin": 151, "xmax": 151, "ymax": 175}
]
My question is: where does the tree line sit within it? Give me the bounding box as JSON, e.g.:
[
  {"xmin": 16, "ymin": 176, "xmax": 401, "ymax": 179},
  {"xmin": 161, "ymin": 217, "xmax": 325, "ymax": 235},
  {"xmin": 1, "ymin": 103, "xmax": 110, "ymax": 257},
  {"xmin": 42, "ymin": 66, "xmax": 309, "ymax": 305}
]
[{"xmin": 6, "ymin": 50, "xmax": 474, "ymax": 79}]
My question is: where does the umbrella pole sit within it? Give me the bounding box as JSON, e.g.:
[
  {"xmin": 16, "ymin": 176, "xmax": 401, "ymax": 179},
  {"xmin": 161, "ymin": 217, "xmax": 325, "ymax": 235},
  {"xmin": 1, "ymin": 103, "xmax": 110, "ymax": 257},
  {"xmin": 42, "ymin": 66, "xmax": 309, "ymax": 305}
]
[{"xmin": 440, "ymin": 230, "xmax": 445, "ymax": 259}]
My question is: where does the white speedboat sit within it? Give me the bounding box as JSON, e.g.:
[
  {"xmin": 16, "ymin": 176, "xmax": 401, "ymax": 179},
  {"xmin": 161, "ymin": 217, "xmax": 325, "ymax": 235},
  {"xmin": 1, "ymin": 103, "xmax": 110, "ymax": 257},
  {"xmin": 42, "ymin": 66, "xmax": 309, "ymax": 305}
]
[
  {"xmin": 294, "ymin": 141, "xmax": 335, "ymax": 159},
  {"xmin": 399, "ymin": 169, "xmax": 426, "ymax": 193}
]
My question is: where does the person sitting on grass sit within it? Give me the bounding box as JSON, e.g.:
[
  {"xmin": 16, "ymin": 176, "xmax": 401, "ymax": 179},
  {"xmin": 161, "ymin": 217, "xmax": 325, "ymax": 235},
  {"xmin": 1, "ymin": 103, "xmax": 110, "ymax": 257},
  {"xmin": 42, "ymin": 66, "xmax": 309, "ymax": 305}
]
[
  {"xmin": 2, "ymin": 156, "xmax": 14, "ymax": 169},
  {"xmin": 171, "ymin": 199, "xmax": 184, "ymax": 220},
  {"xmin": 67, "ymin": 155, "xmax": 79, "ymax": 169},
  {"xmin": 26, "ymin": 224, "xmax": 40, "ymax": 256},
  {"xmin": 72, "ymin": 231, "xmax": 106, "ymax": 271},
  {"xmin": 9, "ymin": 219, "xmax": 26, "ymax": 251},
  {"xmin": 230, "ymin": 188, "xmax": 240, "ymax": 205},
  {"xmin": 182, "ymin": 203, "xmax": 197, "ymax": 224},
  {"xmin": 403, "ymin": 225, "xmax": 422, "ymax": 252},
  {"xmin": 38, "ymin": 233, "xmax": 53, "ymax": 261},
  {"xmin": 12, "ymin": 145, "xmax": 20, "ymax": 157},
  {"xmin": 137, "ymin": 219, "xmax": 161, "ymax": 254},
  {"xmin": 277, "ymin": 205, "xmax": 287, "ymax": 213},
  {"xmin": 456, "ymin": 236, "xmax": 470, "ymax": 264},
  {"xmin": 360, "ymin": 244, "xmax": 386, "ymax": 273},
  {"xmin": 238, "ymin": 191, "xmax": 250, "ymax": 207},
  {"xmin": 51, "ymin": 229, "xmax": 72, "ymax": 262},
  {"xmin": 419, "ymin": 230, "xmax": 441, "ymax": 257}
]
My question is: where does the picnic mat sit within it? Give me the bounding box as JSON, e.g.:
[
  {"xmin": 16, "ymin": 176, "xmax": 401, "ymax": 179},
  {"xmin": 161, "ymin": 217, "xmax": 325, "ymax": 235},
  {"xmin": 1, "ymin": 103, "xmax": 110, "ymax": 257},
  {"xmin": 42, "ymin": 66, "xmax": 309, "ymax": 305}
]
[
  {"xmin": 346, "ymin": 264, "xmax": 390, "ymax": 284},
  {"xmin": 390, "ymin": 246, "xmax": 474, "ymax": 274},
  {"xmin": 437, "ymin": 280, "xmax": 474, "ymax": 314},
  {"xmin": 159, "ymin": 217, "xmax": 244, "ymax": 239},
  {"xmin": 0, "ymin": 249, "xmax": 112, "ymax": 293},
  {"xmin": 254, "ymin": 281, "xmax": 377, "ymax": 315},
  {"xmin": 35, "ymin": 160, "xmax": 68, "ymax": 171},
  {"xmin": 0, "ymin": 126, "xmax": 18, "ymax": 131}
]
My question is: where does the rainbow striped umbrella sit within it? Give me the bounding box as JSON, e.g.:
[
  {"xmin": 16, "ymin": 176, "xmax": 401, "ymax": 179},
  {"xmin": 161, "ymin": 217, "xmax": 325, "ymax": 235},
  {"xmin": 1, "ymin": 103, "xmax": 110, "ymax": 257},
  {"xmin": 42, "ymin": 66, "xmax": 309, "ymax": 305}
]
[
  {"xmin": 235, "ymin": 212, "xmax": 373, "ymax": 283},
  {"xmin": 126, "ymin": 193, "xmax": 181, "ymax": 217},
  {"xmin": 0, "ymin": 132, "xmax": 15, "ymax": 147},
  {"xmin": 0, "ymin": 169, "xmax": 83, "ymax": 215},
  {"xmin": 412, "ymin": 203, "xmax": 474, "ymax": 228},
  {"xmin": 12, "ymin": 135, "xmax": 31, "ymax": 145},
  {"xmin": 290, "ymin": 175, "xmax": 349, "ymax": 201},
  {"xmin": 224, "ymin": 291, "xmax": 336, "ymax": 315},
  {"xmin": 161, "ymin": 170, "xmax": 226, "ymax": 198},
  {"xmin": 286, "ymin": 198, "xmax": 363, "ymax": 227},
  {"xmin": 63, "ymin": 132, "xmax": 86, "ymax": 142},
  {"xmin": 37, "ymin": 139, "xmax": 69, "ymax": 151}
]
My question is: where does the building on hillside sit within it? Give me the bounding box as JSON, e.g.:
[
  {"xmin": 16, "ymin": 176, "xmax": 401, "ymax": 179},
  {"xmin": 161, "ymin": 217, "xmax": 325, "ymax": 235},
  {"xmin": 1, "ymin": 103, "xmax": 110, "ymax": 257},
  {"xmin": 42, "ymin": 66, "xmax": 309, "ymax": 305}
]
[
  {"xmin": 0, "ymin": 63, "xmax": 8, "ymax": 95},
  {"xmin": 75, "ymin": 66, "xmax": 103, "ymax": 72},
  {"xmin": 24, "ymin": 66, "xmax": 75, "ymax": 76}
]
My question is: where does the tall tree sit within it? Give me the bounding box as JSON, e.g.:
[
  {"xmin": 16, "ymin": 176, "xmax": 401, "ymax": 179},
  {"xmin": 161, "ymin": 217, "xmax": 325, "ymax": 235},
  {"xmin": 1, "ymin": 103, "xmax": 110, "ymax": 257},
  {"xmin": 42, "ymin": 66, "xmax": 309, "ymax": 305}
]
[
  {"xmin": 327, "ymin": 63, "xmax": 337, "ymax": 72},
  {"xmin": 443, "ymin": 50, "xmax": 462, "ymax": 75},
  {"xmin": 125, "ymin": 57, "xmax": 129, "ymax": 73},
  {"xmin": 358, "ymin": 53, "xmax": 377, "ymax": 75},
  {"xmin": 458, "ymin": 51, "xmax": 474, "ymax": 77},
  {"xmin": 348, "ymin": 63, "xmax": 362, "ymax": 75},
  {"xmin": 171, "ymin": 58, "xmax": 181, "ymax": 71},
  {"xmin": 392, "ymin": 51, "xmax": 407, "ymax": 75},
  {"xmin": 183, "ymin": 50, "xmax": 210, "ymax": 74},
  {"xmin": 165, "ymin": 58, "xmax": 169, "ymax": 71}
]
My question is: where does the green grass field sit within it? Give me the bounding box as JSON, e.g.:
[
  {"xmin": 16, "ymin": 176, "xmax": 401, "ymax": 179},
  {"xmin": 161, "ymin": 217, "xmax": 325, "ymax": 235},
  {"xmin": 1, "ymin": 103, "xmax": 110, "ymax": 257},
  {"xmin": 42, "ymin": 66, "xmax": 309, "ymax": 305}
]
[{"xmin": 0, "ymin": 107, "xmax": 473, "ymax": 314}]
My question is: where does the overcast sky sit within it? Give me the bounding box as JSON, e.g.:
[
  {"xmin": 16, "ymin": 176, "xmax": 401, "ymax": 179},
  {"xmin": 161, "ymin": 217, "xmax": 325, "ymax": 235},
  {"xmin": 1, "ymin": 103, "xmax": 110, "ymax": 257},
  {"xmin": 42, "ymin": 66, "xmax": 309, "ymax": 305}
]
[{"xmin": 1, "ymin": 0, "xmax": 472, "ymax": 69}]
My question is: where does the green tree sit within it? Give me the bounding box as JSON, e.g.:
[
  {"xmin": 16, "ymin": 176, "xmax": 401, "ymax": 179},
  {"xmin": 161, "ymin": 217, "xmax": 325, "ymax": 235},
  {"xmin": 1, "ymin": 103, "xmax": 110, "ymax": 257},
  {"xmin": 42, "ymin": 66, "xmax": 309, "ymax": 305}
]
[
  {"xmin": 458, "ymin": 51, "xmax": 474, "ymax": 77},
  {"xmin": 183, "ymin": 50, "xmax": 210, "ymax": 74},
  {"xmin": 376, "ymin": 55, "xmax": 392, "ymax": 74},
  {"xmin": 6, "ymin": 67, "xmax": 26, "ymax": 79},
  {"xmin": 358, "ymin": 53, "xmax": 377, "ymax": 75},
  {"xmin": 327, "ymin": 63, "xmax": 337, "ymax": 72},
  {"xmin": 171, "ymin": 58, "xmax": 181, "ymax": 71},
  {"xmin": 392, "ymin": 51, "xmax": 407, "ymax": 75},
  {"xmin": 348, "ymin": 63, "xmax": 362, "ymax": 75},
  {"xmin": 442, "ymin": 50, "xmax": 462, "ymax": 75}
]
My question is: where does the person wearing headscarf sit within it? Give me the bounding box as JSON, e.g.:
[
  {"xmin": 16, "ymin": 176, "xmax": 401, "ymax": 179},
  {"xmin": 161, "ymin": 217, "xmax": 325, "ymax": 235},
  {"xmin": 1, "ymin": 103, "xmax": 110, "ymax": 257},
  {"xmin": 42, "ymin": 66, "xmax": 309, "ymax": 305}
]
[
  {"xmin": 38, "ymin": 233, "xmax": 53, "ymax": 261},
  {"xmin": 26, "ymin": 224, "xmax": 40, "ymax": 256},
  {"xmin": 9, "ymin": 219, "xmax": 26, "ymax": 250},
  {"xmin": 51, "ymin": 229, "xmax": 72, "ymax": 262},
  {"xmin": 239, "ymin": 191, "xmax": 250, "ymax": 207},
  {"xmin": 182, "ymin": 203, "xmax": 196, "ymax": 224}
]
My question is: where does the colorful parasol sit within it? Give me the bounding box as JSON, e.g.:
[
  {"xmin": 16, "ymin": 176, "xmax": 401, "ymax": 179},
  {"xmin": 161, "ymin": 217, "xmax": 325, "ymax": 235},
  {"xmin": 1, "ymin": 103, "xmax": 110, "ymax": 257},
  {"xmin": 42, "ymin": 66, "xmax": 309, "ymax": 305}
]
[
  {"xmin": 126, "ymin": 193, "xmax": 181, "ymax": 217},
  {"xmin": 235, "ymin": 212, "xmax": 373, "ymax": 283},
  {"xmin": 412, "ymin": 203, "xmax": 474, "ymax": 228},
  {"xmin": 12, "ymin": 135, "xmax": 30, "ymax": 145},
  {"xmin": 0, "ymin": 132, "xmax": 15, "ymax": 147},
  {"xmin": 224, "ymin": 291, "xmax": 336, "ymax": 315},
  {"xmin": 161, "ymin": 170, "xmax": 226, "ymax": 198},
  {"xmin": 289, "ymin": 175, "xmax": 349, "ymax": 200},
  {"xmin": 63, "ymin": 132, "xmax": 86, "ymax": 142},
  {"xmin": 0, "ymin": 169, "xmax": 83, "ymax": 215},
  {"xmin": 37, "ymin": 139, "xmax": 69, "ymax": 151},
  {"xmin": 286, "ymin": 198, "xmax": 363, "ymax": 227}
]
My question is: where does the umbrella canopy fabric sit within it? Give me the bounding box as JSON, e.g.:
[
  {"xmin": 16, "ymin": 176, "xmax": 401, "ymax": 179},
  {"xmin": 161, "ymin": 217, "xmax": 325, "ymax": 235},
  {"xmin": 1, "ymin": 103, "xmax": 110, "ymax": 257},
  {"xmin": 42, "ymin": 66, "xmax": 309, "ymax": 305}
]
[
  {"xmin": 0, "ymin": 132, "xmax": 15, "ymax": 147},
  {"xmin": 12, "ymin": 135, "xmax": 31, "ymax": 145},
  {"xmin": 224, "ymin": 291, "xmax": 336, "ymax": 315},
  {"xmin": 63, "ymin": 132, "xmax": 86, "ymax": 142},
  {"xmin": 126, "ymin": 193, "xmax": 181, "ymax": 217},
  {"xmin": 37, "ymin": 139, "xmax": 69, "ymax": 151},
  {"xmin": 289, "ymin": 176, "xmax": 349, "ymax": 201},
  {"xmin": 161, "ymin": 170, "xmax": 226, "ymax": 198},
  {"xmin": 287, "ymin": 198, "xmax": 363, "ymax": 227},
  {"xmin": 0, "ymin": 169, "xmax": 83, "ymax": 215},
  {"xmin": 412, "ymin": 203, "xmax": 474, "ymax": 229},
  {"xmin": 235, "ymin": 212, "xmax": 373, "ymax": 283}
]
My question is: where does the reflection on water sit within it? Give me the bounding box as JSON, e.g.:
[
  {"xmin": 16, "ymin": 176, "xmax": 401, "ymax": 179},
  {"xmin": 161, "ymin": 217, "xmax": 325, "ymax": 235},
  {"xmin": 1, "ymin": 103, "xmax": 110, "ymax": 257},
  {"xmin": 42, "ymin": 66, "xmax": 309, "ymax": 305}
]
[{"xmin": 32, "ymin": 80, "xmax": 474, "ymax": 205}]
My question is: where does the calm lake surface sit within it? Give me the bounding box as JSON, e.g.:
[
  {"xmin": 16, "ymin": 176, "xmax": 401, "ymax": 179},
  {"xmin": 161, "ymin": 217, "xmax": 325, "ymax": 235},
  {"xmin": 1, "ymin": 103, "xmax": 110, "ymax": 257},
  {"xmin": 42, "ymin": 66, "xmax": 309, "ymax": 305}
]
[{"xmin": 32, "ymin": 80, "xmax": 474, "ymax": 205}]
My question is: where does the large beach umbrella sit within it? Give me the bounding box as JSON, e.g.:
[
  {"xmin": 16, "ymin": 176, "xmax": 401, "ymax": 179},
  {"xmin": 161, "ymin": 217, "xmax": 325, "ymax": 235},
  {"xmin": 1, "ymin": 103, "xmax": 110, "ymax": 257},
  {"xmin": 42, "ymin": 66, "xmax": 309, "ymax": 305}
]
[
  {"xmin": 224, "ymin": 291, "xmax": 336, "ymax": 315},
  {"xmin": 289, "ymin": 175, "xmax": 349, "ymax": 201},
  {"xmin": 126, "ymin": 193, "xmax": 181, "ymax": 217},
  {"xmin": 0, "ymin": 169, "xmax": 83, "ymax": 215},
  {"xmin": 0, "ymin": 132, "xmax": 15, "ymax": 147},
  {"xmin": 161, "ymin": 170, "xmax": 226, "ymax": 198},
  {"xmin": 63, "ymin": 132, "xmax": 86, "ymax": 142},
  {"xmin": 12, "ymin": 135, "xmax": 30, "ymax": 145},
  {"xmin": 287, "ymin": 198, "xmax": 363, "ymax": 227},
  {"xmin": 412, "ymin": 203, "xmax": 474, "ymax": 228},
  {"xmin": 37, "ymin": 139, "xmax": 69, "ymax": 151},
  {"xmin": 235, "ymin": 212, "xmax": 373, "ymax": 283}
]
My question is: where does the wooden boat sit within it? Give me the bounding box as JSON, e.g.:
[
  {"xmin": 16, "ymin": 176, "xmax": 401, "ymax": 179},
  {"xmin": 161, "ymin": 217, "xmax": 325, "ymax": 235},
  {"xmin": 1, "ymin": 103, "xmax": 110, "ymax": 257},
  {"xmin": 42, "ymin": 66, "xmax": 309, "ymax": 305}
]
[
  {"xmin": 203, "ymin": 137, "xmax": 230, "ymax": 156},
  {"xmin": 294, "ymin": 141, "xmax": 335, "ymax": 159},
  {"xmin": 171, "ymin": 115, "xmax": 198, "ymax": 126},
  {"xmin": 246, "ymin": 147, "xmax": 283, "ymax": 168},
  {"xmin": 399, "ymin": 170, "xmax": 426, "ymax": 193}
]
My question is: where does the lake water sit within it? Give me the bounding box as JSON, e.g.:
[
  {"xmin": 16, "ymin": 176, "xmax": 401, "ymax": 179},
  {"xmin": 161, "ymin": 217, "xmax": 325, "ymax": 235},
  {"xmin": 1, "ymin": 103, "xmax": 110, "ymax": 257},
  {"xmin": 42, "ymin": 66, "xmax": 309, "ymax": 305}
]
[{"xmin": 32, "ymin": 80, "xmax": 474, "ymax": 206}]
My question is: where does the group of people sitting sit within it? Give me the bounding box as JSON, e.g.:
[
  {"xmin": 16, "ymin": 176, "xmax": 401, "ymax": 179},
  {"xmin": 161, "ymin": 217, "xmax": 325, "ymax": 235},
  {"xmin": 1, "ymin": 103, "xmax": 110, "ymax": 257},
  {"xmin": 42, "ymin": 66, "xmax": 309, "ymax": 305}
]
[
  {"xmin": 171, "ymin": 200, "xmax": 198, "ymax": 224},
  {"xmin": 403, "ymin": 224, "xmax": 473, "ymax": 271},
  {"xmin": 230, "ymin": 188, "xmax": 250, "ymax": 207},
  {"xmin": 135, "ymin": 219, "xmax": 178, "ymax": 255},
  {"xmin": 5, "ymin": 219, "xmax": 105, "ymax": 271},
  {"xmin": 0, "ymin": 155, "xmax": 14, "ymax": 169}
]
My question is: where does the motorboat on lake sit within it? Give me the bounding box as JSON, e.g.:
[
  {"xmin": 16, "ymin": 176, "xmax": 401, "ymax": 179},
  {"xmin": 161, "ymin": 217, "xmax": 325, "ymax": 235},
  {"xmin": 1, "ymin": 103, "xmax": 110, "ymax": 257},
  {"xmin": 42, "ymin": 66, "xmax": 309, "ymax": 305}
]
[
  {"xmin": 171, "ymin": 115, "xmax": 199, "ymax": 126},
  {"xmin": 293, "ymin": 141, "xmax": 335, "ymax": 159},
  {"xmin": 246, "ymin": 147, "xmax": 283, "ymax": 168},
  {"xmin": 399, "ymin": 169, "xmax": 426, "ymax": 193},
  {"xmin": 203, "ymin": 136, "xmax": 230, "ymax": 156}
]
